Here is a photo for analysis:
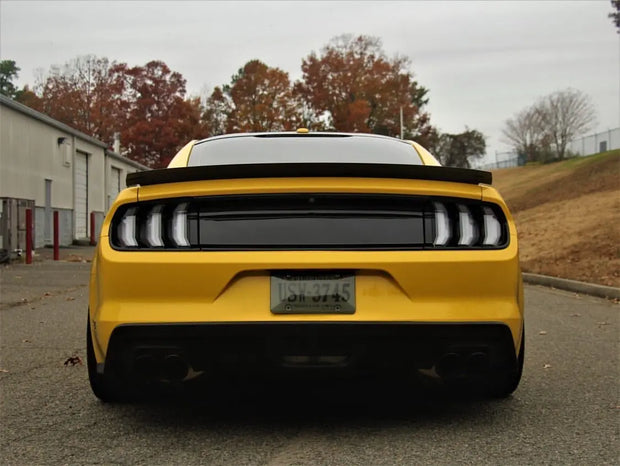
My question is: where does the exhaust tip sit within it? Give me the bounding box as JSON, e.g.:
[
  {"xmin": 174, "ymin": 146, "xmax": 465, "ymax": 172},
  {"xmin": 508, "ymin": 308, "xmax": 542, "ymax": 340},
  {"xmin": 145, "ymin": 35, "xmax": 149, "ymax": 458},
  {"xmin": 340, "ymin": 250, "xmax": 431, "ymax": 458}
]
[
  {"xmin": 134, "ymin": 354, "xmax": 158, "ymax": 379},
  {"xmin": 466, "ymin": 352, "xmax": 490, "ymax": 373},
  {"xmin": 162, "ymin": 354, "xmax": 189, "ymax": 381},
  {"xmin": 436, "ymin": 352, "xmax": 463, "ymax": 379}
]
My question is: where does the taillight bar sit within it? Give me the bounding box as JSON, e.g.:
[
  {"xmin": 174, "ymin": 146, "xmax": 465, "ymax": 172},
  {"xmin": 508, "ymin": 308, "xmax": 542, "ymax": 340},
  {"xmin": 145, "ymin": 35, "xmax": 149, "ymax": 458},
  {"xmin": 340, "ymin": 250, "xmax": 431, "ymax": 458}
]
[{"xmin": 109, "ymin": 195, "xmax": 509, "ymax": 251}]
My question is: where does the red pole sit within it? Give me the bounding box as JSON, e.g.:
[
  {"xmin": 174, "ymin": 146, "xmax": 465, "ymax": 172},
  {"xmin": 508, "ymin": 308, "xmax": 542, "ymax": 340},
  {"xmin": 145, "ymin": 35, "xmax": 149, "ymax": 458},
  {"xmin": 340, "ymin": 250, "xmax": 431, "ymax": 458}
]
[
  {"xmin": 53, "ymin": 211, "xmax": 59, "ymax": 261},
  {"xmin": 90, "ymin": 212, "xmax": 96, "ymax": 246},
  {"xmin": 25, "ymin": 208, "xmax": 33, "ymax": 264}
]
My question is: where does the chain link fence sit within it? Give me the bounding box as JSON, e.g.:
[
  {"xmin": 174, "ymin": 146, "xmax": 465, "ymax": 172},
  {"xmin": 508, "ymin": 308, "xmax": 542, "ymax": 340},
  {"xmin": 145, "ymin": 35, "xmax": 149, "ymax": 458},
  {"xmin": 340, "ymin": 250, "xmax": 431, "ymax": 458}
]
[{"xmin": 473, "ymin": 127, "xmax": 619, "ymax": 170}]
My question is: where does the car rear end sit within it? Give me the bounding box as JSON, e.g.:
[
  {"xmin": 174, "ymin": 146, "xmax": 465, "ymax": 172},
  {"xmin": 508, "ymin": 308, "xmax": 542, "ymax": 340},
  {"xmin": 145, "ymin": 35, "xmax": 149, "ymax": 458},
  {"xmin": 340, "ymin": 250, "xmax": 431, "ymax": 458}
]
[{"xmin": 88, "ymin": 133, "xmax": 524, "ymax": 400}]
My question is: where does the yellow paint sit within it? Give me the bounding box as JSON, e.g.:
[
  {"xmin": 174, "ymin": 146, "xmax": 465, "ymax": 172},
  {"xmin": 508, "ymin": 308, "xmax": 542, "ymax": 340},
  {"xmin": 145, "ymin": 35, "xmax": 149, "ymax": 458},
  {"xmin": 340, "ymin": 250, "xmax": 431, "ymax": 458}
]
[
  {"xmin": 89, "ymin": 137, "xmax": 523, "ymax": 366},
  {"xmin": 167, "ymin": 140, "xmax": 196, "ymax": 168}
]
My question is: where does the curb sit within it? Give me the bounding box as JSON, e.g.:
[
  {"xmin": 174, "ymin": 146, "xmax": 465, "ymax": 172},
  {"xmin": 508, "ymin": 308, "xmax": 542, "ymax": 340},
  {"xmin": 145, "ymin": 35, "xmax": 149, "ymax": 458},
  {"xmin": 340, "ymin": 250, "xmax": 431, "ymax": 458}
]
[{"xmin": 523, "ymin": 273, "xmax": 620, "ymax": 300}]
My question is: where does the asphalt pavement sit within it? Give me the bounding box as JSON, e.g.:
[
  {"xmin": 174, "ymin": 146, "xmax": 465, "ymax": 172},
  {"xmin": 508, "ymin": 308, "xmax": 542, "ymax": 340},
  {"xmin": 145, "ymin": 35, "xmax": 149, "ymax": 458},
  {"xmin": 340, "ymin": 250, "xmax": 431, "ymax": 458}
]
[{"xmin": 0, "ymin": 249, "xmax": 618, "ymax": 465}]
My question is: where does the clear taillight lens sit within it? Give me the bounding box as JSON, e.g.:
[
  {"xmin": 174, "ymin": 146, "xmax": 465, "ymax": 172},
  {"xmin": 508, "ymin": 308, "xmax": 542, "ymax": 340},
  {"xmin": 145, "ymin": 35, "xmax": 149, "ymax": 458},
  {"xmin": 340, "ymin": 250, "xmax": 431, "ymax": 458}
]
[
  {"xmin": 117, "ymin": 208, "xmax": 138, "ymax": 247},
  {"xmin": 171, "ymin": 203, "xmax": 190, "ymax": 247},
  {"xmin": 434, "ymin": 202, "xmax": 451, "ymax": 246},
  {"xmin": 145, "ymin": 205, "xmax": 164, "ymax": 247},
  {"xmin": 483, "ymin": 207, "xmax": 501, "ymax": 246},
  {"xmin": 458, "ymin": 205, "xmax": 478, "ymax": 246}
]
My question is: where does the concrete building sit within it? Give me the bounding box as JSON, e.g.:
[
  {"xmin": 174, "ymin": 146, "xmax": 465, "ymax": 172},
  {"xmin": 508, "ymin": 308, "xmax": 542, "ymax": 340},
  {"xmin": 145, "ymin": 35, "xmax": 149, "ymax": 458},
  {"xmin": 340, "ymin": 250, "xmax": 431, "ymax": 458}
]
[{"xmin": 0, "ymin": 94, "xmax": 147, "ymax": 254}]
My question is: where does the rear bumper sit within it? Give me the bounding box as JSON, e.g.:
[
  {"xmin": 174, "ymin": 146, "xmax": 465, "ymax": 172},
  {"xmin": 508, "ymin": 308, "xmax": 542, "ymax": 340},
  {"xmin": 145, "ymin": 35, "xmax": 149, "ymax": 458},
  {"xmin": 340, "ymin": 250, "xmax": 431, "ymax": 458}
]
[{"xmin": 103, "ymin": 322, "xmax": 519, "ymax": 381}]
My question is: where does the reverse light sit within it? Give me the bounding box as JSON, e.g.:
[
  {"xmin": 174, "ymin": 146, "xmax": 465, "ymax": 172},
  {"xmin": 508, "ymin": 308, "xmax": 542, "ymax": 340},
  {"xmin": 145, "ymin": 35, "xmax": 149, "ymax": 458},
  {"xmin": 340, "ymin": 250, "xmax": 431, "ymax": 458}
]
[
  {"xmin": 433, "ymin": 202, "xmax": 451, "ymax": 246},
  {"xmin": 171, "ymin": 203, "xmax": 190, "ymax": 247},
  {"xmin": 483, "ymin": 207, "xmax": 501, "ymax": 245},
  {"xmin": 117, "ymin": 208, "xmax": 138, "ymax": 247}
]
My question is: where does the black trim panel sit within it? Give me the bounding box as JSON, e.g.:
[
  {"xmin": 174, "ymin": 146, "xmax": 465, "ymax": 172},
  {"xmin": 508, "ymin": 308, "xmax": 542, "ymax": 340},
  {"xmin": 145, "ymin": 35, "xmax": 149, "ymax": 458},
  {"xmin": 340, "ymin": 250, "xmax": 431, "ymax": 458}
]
[
  {"xmin": 104, "ymin": 322, "xmax": 518, "ymax": 379},
  {"xmin": 127, "ymin": 163, "xmax": 492, "ymax": 187}
]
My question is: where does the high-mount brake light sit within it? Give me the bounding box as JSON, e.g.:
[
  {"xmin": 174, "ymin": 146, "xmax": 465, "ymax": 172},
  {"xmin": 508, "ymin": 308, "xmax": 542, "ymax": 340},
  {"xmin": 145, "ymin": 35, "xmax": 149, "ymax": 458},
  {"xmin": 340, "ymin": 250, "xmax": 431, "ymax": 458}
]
[
  {"xmin": 458, "ymin": 205, "xmax": 478, "ymax": 246},
  {"xmin": 433, "ymin": 202, "xmax": 451, "ymax": 246},
  {"xmin": 171, "ymin": 203, "xmax": 190, "ymax": 247},
  {"xmin": 483, "ymin": 207, "xmax": 501, "ymax": 245},
  {"xmin": 118, "ymin": 208, "xmax": 138, "ymax": 247},
  {"xmin": 145, "ymin": 205, "xmax": 164, "ymax": 247}
]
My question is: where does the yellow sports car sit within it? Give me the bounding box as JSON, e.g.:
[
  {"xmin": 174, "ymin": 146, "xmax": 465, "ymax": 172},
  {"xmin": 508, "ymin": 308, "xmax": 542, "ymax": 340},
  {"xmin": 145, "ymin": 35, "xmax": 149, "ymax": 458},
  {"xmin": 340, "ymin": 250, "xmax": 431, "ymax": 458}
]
[{"xmin": 87, "ymin": 131, "xmax": 524, "ymax": 401}]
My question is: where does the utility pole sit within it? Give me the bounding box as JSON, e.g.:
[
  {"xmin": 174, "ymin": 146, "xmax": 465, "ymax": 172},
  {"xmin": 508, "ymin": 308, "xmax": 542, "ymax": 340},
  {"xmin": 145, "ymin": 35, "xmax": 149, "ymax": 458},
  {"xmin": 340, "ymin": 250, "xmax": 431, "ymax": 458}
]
[{"xmin": 400, "ymin": 106, "xmax": 404, "ymax": 139}]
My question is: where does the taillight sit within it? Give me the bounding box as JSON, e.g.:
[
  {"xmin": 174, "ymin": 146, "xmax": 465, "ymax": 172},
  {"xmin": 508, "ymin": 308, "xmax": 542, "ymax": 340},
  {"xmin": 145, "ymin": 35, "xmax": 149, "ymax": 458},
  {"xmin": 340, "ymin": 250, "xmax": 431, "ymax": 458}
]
[
  {"xmin": 431, "ymin": 200, "xmax": 507, "ymax": 248},
  {"xmin": 145, "ymin": 205, "xmax": 164, "ymax": 247},
  {"xmin": 117, "ymin": 207, "xmax": 138, "ymax": 247},
  {"xmin": 111, "ymin": 201, "xmax": 194, "ymax": 249},
  {"xmin": 171, "ymin": 203, "xmax": 190, "ymax": 247},
  {"xmin": 482, "ymin": 206, "xmax": 502, "ymax": 246},
  {"xmin": 109, "ymin": 195, "xmax": 508, "ymax": 250}
]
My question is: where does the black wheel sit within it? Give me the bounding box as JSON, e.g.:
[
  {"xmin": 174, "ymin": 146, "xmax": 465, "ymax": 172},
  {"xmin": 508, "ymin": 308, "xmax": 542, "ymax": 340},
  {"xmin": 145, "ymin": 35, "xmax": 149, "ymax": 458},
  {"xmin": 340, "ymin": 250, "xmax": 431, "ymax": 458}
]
[
  {"xmin": 485, "ymin": 328, "xmax": 525, "ymax": 398},
  {"xmin": 87, "ymin": 314, "xmax": 127, "ymax": 402}
]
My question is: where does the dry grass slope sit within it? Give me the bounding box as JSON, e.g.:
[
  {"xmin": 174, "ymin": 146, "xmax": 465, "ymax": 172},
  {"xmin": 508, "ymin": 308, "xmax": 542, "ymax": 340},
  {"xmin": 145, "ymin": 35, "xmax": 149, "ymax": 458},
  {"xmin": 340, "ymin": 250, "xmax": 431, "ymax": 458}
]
[{"xmin": 492, "ymin": 150, "xmax": 620, "ymax": 287}]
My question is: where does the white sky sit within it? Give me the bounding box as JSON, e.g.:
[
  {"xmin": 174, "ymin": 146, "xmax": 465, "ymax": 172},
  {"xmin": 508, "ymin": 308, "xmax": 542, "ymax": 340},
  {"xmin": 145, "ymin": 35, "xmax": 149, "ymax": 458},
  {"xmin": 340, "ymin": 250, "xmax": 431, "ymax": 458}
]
[{"xmin": 1, "ymin": 0, "xmax": 618, "ymax": 162}]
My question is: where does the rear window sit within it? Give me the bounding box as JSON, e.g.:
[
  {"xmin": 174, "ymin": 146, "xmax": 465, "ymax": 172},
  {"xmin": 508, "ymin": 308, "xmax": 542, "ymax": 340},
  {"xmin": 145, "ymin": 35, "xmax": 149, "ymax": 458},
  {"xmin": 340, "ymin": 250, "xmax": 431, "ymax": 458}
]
[{"xmin": 187, "ymin": 134, "xmax": 423, "ymax": 167}]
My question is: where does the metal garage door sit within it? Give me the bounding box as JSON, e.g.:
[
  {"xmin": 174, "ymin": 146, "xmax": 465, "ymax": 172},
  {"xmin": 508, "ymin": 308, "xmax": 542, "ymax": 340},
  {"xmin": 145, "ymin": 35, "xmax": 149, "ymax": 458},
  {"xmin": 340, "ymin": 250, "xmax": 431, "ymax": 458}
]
[
  {"xmin": 74, "ymin": 152, "xmax": 88, "ymax": 239},
  {"xmin": 108, "ymin": 167, "xmax": 121, "ymax": 209}
]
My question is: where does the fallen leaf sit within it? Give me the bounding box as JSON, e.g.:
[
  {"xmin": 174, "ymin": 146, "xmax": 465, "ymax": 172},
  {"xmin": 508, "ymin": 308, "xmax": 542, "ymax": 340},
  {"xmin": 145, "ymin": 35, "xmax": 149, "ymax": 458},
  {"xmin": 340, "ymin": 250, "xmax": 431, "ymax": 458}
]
[
  {"xmin": 539, "ymin": 331, "xmax": 548, "ymax": 335},
  {"xmin": 570, "ymin": 313, "xmax": 581, "ymax": 317},
  {"xmin": 0, "ymin": 369, "xmax": 8, "ymax": 373},
  {"xmin": 543, "ymin": 364, "xmax": 552, "ymax": 369},
  {"xmin": 21, "ymin": 298, "xmax": 29, "ymax": 303},
  {"xmin": 43, "ymin": 292, "xmax": 52, "ymax": 297},
  {"xmin": 66, "ymin": 297, "xmax": 75, "ymax": 301},
  {"xmin": 22, "ymin": 339, "xmax": 31, "ymax": 343},
  {"xmin": 597, "ymin": 321, "xmax": 610, "ymax": 327},
  {"xmin": 63, "ymin": 356, "xmax": 83, "ymax": 366}
]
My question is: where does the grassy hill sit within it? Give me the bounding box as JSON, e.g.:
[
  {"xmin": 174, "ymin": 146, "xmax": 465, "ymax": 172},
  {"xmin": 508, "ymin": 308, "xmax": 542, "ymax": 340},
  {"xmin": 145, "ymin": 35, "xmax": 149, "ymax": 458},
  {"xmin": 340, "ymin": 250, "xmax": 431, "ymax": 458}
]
[{"xmin": 492, "ymin": 149, "xmax": 620, "ymax": 288}]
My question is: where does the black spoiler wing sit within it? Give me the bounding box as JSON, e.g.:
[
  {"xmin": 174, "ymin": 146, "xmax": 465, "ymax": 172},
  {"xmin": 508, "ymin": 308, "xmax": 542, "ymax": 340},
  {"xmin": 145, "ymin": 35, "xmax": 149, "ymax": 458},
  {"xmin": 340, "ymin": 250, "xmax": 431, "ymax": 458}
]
[{"xmin": 126, "ymin": 163, "xmax": 492, "ymax": 187}]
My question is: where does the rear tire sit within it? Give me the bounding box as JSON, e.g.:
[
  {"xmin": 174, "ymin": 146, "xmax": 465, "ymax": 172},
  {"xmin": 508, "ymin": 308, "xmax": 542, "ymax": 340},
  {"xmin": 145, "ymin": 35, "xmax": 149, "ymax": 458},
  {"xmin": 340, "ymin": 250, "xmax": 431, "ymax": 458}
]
[
  {"xmin": 87, "ymin": 314, "xmax": 127, "ymax": 402},
  {"xmin": 485, "ymin": 328, "xmax": 524, "ymax": 398}
]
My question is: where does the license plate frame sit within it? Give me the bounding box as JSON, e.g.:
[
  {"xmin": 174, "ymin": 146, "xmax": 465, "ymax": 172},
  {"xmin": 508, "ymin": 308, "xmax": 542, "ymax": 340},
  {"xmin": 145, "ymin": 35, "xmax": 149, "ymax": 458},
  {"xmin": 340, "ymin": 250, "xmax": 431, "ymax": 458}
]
[{"xmin": 270, "ymin": 272, "xmax": 356, "ymax": 314}]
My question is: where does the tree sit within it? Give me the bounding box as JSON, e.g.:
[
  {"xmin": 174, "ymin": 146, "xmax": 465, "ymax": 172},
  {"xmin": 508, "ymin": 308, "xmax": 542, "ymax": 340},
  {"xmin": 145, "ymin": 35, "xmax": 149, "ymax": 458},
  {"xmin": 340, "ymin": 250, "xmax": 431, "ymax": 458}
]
[
  {"xmin": 122, "ymin": 60, "xmax": 206, "ymax": 167},
  {"xmin": 0, "ymin": 60, "xmax": 20, "ymax": 98},
  {"xmin": 503, "ymin": 89, "xmax": 596, "ymax": 162},
  {"xmin": 502, "ymin": 107, "xmax": 552, "ymax": 162},
  {"xmin": 26, "ymin": 56, "xmax": 205, "ymax": 168},
  {"xmin": 434, "ymin": 129, "xmax": 486, "ymax": 168},
  {"xmin": 32, "ymin": 55, "xmax": 130, "ymax": 147},
  {"xmin": 538, "ymin": 89, "xmax": 596, "ymax": 160},
  {"xmin": 202, "ymin": 86, "xmax": 232, "ymax": 136},
  {"xmin": 610, "ymin": 0, "xmax": 620, "ymax": 33},
  {"xmin": 296, "ymin": 35, "xmax": 435, "ymax": 145},
  {"xmin": 14, "ymin": 85, "xmax": 41, "ymax": 107},
  {"xmin": 223, "ymin": 60, "xmax": 301, "ymax": 132}
]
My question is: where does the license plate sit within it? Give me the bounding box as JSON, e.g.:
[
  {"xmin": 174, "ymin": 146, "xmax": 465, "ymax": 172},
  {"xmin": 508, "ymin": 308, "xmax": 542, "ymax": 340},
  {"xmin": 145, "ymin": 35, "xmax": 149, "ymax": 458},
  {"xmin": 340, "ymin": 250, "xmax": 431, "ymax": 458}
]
[{"xmin": 270, "ymin": 272, "xmax": 356, "ymax": 314}]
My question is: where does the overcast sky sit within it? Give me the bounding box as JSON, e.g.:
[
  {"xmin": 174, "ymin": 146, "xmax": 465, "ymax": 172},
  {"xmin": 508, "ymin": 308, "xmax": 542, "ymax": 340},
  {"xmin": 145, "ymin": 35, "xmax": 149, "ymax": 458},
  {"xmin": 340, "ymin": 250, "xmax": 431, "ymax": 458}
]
[{"xmin": 1, "ymin": 0, "xmax": 618, "ymax": 162}]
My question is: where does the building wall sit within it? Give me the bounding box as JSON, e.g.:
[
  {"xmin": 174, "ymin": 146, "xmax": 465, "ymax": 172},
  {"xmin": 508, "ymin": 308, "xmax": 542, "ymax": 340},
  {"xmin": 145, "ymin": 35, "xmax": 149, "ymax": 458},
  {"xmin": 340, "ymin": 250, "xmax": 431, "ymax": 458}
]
[
  {"xmin": 0, "ymin": 98, "xmax": 146, "ymax": 251},
  {"xmin": 0, "ymin": 104, "xmax": 79, "ymax": 210}
]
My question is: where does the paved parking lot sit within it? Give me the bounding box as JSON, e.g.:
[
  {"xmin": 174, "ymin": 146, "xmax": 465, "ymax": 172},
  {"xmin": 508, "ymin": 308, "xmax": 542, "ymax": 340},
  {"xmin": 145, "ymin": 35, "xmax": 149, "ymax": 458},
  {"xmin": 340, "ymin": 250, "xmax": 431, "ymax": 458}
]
[{"xmin": 0, "ymin": 251, "xmax": 618, "ymax": 465}]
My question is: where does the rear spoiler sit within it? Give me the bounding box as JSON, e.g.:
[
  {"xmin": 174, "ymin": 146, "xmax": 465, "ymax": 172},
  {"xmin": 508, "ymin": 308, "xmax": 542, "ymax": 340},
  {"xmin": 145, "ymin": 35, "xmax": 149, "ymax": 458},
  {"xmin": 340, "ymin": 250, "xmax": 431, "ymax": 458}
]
[{"xmin": 126, "ymin": 163, "xmax": 492, "ymax": 187}]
